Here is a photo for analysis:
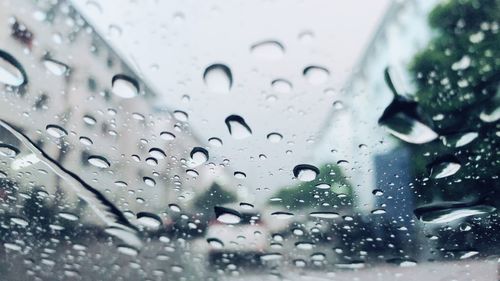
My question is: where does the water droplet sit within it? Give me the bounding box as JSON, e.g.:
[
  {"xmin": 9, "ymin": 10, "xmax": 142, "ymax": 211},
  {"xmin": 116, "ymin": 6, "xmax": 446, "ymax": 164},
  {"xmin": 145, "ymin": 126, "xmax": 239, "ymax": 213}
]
[
  {"xmin": 43, "ymin": 58, "xmax": 69, "ymax": 76},
  {"xmin": 303, "ymin": 66, "xmax": 329, "ymax": 85},
  {"xmin": 295, "ymin": 241, "xmax": 314, "ymax": 250},
  {"xmin": 214, "ymin": 206, "xmax": 241, "ymax": 224},
  {"xmin": 145, "ymin": 157, "xmax": 158, "ymax": 166},
  {"xmin": 169, "ymin": 204, "xmax": 181, "ymax": 212},
  {"xmin": 160, "ymin": 131, "xmax": 176, "ymax": 141},
  {"xmin": 186, "ymin": 169, "xmax": 199, "ymax": 177},
  {"xmin": 271, "ymin": 211, "xmax": 294, "ymax": 219},
  {"xmin": 111, "ymin": 74, "xmax": 139, "ymax": 99},
  {"xmin": 267, "ymin": 132, "xmax": 283, "ymax": 143},
  {"xmin": 0, "ymin": 143, "xmax": 20, "ymax": 158},
  {"xmin": 4, "ymin": 243, "xmax": 22, "ymax": 252},
  {"xmin": 149, "ymin": 148, "xmax": 166, "ymax": 159},
  {"xmin": 371, "ymin": 209, "xmax": 386, "ymax": 215},
  {"xmin": 129, "ymin": 113, "xmax": 144, "ymax": 121},
  {"xmin": 83, "ymin": 115, "xmax": 96, "ymax": 125},
  {"xmin": 137, "ymin": 212, "xmax": 162, "ymax": 230},
  {"xmin": 143, "ymin": 177, "xmax": 156, "ymax": 187},
  {"xmin": 190, "ymin": 147, "xmax": 209, "ymax": 166},
  {"xmin": 271, "ymin": 79, "xmax": 292, "ymax": 93},
  {"xmin": 173, "ymin": 110, "xmax": 188, "ymax": 122},
  {"xmin": 315, "ymin": 183, "xmax": 330, "ymax": 190},
  {"xmin": 239, "ymin": 202, "xmax": 254, "ymax": 209},
  {"xmin": 206, "ymin": 238, "xmax": 224, "ymax": 249},
  {"xmin": 114, "ymin": 181, "xmax": 128, "ymax": 187},
  {"xmin": 46, "ymin": 124, "xmax": 67, "ymax": 138},
  {"xmin": 208, "ymin": 137, "xmax": 223, "ymax": 147},
  {"xmin": 386, "ymin": 258, "xmax": 418, "ymax": 267},
  {"xmin": 88, "ymin": 155, "xmax": 111, "ymax": 168},
  {"xmin": 298, "ymin": 30, "xmax": 314, "ymax": 44},
  {"xmin": 441, "ymin": 132, "xmax": 478, "ymax": 148},
  {"xmin": 234, "ymin": 171, "xmax": 246, "ymax": 179},
  {"xmin": 58, "ymin": 212, "xmax": 79, "ymax": 221},
  {"xmin": 379, "ymin": 67, "xmax": 438, "ymax": 144},
  {"xmin": 10, "ymin": 217, "xmax": 28, "ymax": 227},
  {"xmin": 459, "ymin": 251, "xmax": 479, "ymax": 259},
  {"xmin": 309, "ymin": 211, "xmax": 340, "ymax": 219},
  {"xmin": 225, "ymin": 115, "xmax": 252, "ymax": 139},
  {"xmin": 250, "ymin": 40, "xmax": 284, "ymax": 60},
  {"xmin": 117, "ymin": 245, "xmax": 139, "ymax": 256},
  {"xmin": 294, "ymin": 259, "xmax": 307, "ymax": 267},
  {"xmin": 0, "ymin": 50, "xmax": 26, "ymax": 86},
  {"xmin": 293, "ymin": 164, "xmax": 319, "ymax": 182},
  {"xmin": 372, "ymin": 189, "xmax": 384, "ymax": 196},
  {"xmin": 414, "ymin": 203, "xmax": 495, "ymax": 224},
  {"xmin": 428, "ymin": 156, "xmax": 461, "ymax": 179},
  {"xmin": 203, "ymin": 64, "xmax": 232, "ymax": 93},
  {"xmin": 260, "ymin": 253, "xmax": 283, "ymax": 261}
]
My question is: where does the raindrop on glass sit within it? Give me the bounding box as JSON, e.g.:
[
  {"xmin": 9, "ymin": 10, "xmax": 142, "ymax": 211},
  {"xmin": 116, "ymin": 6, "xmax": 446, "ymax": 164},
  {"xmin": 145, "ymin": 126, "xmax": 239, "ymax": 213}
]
[
  {"xmin": 46, "ymin": 124, "xmax": 68, "ymax": 138},
  {"xmin": 190, "ymin": 147, "xmax": 209, "ymax": 166},
  {"xmin": 87, "ymin": 155, "xmax": 111, "ymax": 168},
  {"xmin": 225, "ymin": 115, "xmax": 252, "ymax": 139},
  {"xmin": 0, "ymin": 50, "xmax": 26, "ymax": 86},
  {"xmin": 303, "ymin": 66, "xmax": 329, "ymax": 85},
  {"xmin": 214, "ymin": 206, "xmax": 242, "ymax": 224},
  {"xmin": 203, "ymin": 64, "xmax": 232, "ymax": 93},
  {"xmin": 111, "ymin": 74, "xmax": 139, "ymax": 99},
  {"xmin": 250, "ymin": 40, "xmax": 285, "ymax": 60},
  {"xmin": 293, "ymin": 164, "xmax": 319, "ymax": 182}
]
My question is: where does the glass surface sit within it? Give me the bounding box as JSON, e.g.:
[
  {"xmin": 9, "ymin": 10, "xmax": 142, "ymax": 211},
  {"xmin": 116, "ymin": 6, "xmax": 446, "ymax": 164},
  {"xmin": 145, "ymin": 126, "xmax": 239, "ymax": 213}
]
[{"xmin": 0, "ymin": 0, "xmax": 499, "ymax": 280}]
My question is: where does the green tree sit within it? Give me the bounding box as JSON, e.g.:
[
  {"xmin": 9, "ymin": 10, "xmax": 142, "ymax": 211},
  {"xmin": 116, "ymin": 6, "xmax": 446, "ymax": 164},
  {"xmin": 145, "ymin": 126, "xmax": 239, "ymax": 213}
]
[
  {"xmin": 270, "ymin": 164, "xmax": 354, "ymax": 211},
  {"xmin": 408, "ymin": 0, "xmax": 499, "ymax": 205}
]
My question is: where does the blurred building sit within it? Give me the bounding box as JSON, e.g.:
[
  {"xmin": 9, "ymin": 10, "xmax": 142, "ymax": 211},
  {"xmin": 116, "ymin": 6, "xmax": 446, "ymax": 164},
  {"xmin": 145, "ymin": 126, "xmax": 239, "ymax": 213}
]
[
  {"xmin": 0, "ymin": 0, "xmax": 236, "ymax": 228},
  {"xmin": 315, "ymin": 0, "xmax": 438, "ymax": 213}
]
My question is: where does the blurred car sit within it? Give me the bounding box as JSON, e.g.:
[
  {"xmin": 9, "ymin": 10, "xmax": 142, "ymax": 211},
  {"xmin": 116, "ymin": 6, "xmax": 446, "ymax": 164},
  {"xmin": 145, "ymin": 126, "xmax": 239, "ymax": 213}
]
[{"xmin": 205, "ymin": 210, "xmax": 269, "ymax": 267}]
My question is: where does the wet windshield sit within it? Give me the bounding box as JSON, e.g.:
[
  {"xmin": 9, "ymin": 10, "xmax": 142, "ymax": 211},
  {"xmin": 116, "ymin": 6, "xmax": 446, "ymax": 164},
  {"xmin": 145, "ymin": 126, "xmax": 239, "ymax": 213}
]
[{"xmin": 0, "ymin": 0, "xmax": 499, "ymax": 280}]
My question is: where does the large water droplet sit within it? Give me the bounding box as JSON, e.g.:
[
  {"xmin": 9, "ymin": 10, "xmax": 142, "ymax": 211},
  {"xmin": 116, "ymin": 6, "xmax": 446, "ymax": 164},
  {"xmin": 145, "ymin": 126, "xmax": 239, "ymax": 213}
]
[
  {"xmin": 88, "ymin": 155, "xmax": 111, "ymax": 168},
  {"xmin": 293, "ymin": 164, "xmax": 319, "ymax": 182},
  {"xmin": 149, "ymin": 148, "xmax": 166, "ymax": 159},
  {"xmin": 190, "ymin": 147, "xmax": 209, "ymax": 166},
  {"xmin": 10, "ymin": 217, "xmax": 28, "ymax": 227},
  {"xmin": 214, "ymin": 206, "xmax": 241, "ymax": 224},
  {"xmin": 271, "ymin": 79, "xmax": 292, "ymax": 93},
  {"xmin": 0, "ymin": 50, "xmax": 26, "ymax": 86},
  {"xmin": 380, "ymin": 112, "xmax": 438, "ymax": 144},
  {"xmin": 203, "ymin": 64, "xmax": 232, "ymax": 93},
  {"xmin": 250, "ymin": 40, "xmax": 285, "ymax": 60},
  {"xmin": 225, "ymin": 115, "xmax": 252, "ymax": 139},
  {"xmin": 46, "ymin": 124, "xmax": 68, "ymax": 138},
  {"xmin": 59, "ymin": 212, "xmax": 79, "ymax": 221},
  {"xmin": 267, "ymin": 132, "xmax": 283, "ymax": 143},
  {"xmin": 208, "ymin": 137, "xmax": 223, "ymax": 147},
  {"xmin": 303, "ymin": 66, "xmax": 329, "ymax": 85},
  {"xmin": 137, "ymin": 212, "xmax": 162, "ymax": 230},
  {"xmin": 160, "ymin": 131, "xmax": 176, "ymax": 141},
  {"xmin": 143, "ymin": 177, "xmax": 156, "ymax": 187},
  {"xmin": 0, "ymin": 143, "xmax": 20, "ymax": 158},
  {"xmin": 43, "ymin": 58, "xmax": 69, "ymax": 76},
  {"xmin": 271, "ymin": 211, "xmax": 295, "ymax": 220},
  {"xmin": 112, "ymin": 74, "xmax": 139, "ymax": 99},
  {"xmin": 117, "ymin": 245, "xmax": 139, "ymax": 256},
  {"xmin": 260, "ymin": 253, "xmax": 283, "ymax": 261},
  {"xmin": 414, "ymin": 202, "xmax": 495, "ymax": 224},
  {"xmin": 309, "ymin": 211, "xmax": 340, "ymax": 219},
  {"xmin": 441, "ymin": 132, "xmax": 478, "ymax": 148},
  {"xmin": 379, "ymin": 67, "xmax": 438, "ymax": 144},
  {"xmin": 428, "ymin": 156, "xmax": 461, "ymax": 179},
  {"xmin": 206, "ymin": 238, "xmax": 224, "ymax": 249}
]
